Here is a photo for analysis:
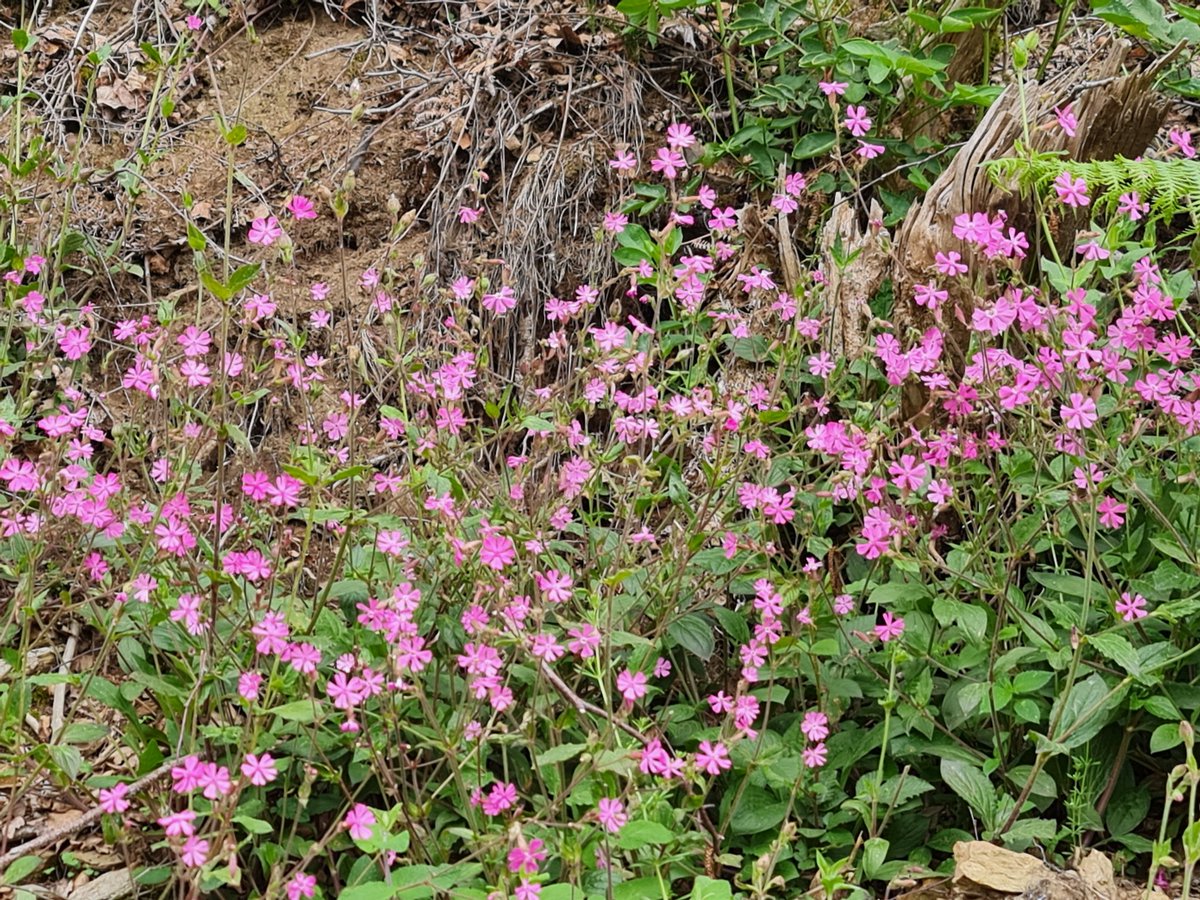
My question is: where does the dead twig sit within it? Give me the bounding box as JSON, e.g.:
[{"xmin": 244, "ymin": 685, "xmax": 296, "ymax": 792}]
[{"xmin": 0, "ymin": 760, "xmax": 175, "ymax": 870}]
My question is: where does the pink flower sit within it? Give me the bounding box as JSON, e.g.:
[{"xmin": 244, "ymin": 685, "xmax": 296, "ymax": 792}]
[
  {"xmin": 186, "ymin": 14, "xmax": 203, "ymax": 30},
  {"xmin": 650, "ymin": 147, "xmax": 686, "ymax": 179},
  {"xmin": 665, "ymin": 122, "xmax": 696, "ymax": 150},
  {"xmin": 479, "ymin": 532, "xmax": 516, "ymax": 570},
  {"xmin": 1054, "ymin": 104, "xmax": 1077, "ymax": 137},
  {"xmin": 1116, "ymin": 592, "xmax": 1148, "ymax": 622},
  {"xmin": 286, "ymin": 873, "xmax": 317, "ymax": 900},
  {"xmin": 801, "ymin": 710, "xmax": 829, "ymax": 742},
  {"xmin": 856, "ymin": 141, "xmax": 885, "ymax": 159},
  {"xmin": 286, "ymin": 195, "xmax": 317, "ymax": 219},
  {"xmin": 171, "ymin": 755, "xmax": 205, "ymax": 794},
  {"xmin": 1060, "ymin": 392, "xmax": 1097, "ymax": 430},
  {"xmin": 803, "ymin": 742, "xmax": 828, "ymax": 768},
  {"xmin": 179, "ymin": 835, "xmax": 209, "ymax": 867},
  {"xmin": 198, "ymin": 763, "xmax": 232, "ymax": 799},
  {"xmin": 344, "ymin": 803, "xmax": 376, "ymax": 840},
  {"xmin": 1170, "ymin": 129, "xmax": 1197, "ymax": 159},
  {"xmin": 508, "ymin": 838, "xmax": 548, "ymax": 874},
  {"xmin": 617, "ymin": 669, "xmax": 648, "ymax": 704},
  {"xmin": 819, "ymin": 80, "xmax": 848, "ymax": 97},
  {"xmin": 247, "ymin": 215, "xmax": 282, "ymax": 246},
  {"xmin": 596, "ymin": 797, "xmax": 627, "ymax": 833},
  {"xmin": 843, "ymin": 105, "xmax": 871, "ymax": 137},
  {"xmin": 158, "ymin": 809, "xmax": 196, "ymax": 837},
  {"xmin": 1097, "ymin": 495, "xmax": 1127, "ymax": 529},
  {"xmin": 694, "ymin": 740, "xmax": 731, "ymax": 776},
  {"xmin": 458, "ymin": 206, "xmax": 481, "ymax": 224},
  {"xmin": 1053, "ymin": 172, "xmax": 1090, "ymax": 207},
  {"xmin": 240, "ymin": 753, "xmax": 278, "ymax": 786},
  {"xmin": 483, "ymin": 781, "xmax": 518, "ymax": 816},
  {"xmin": 875, "ymin": 612, "xmax": 905, "ymax": 643},
  {"xmin": 609, "ymin": 150, "xmax": 637, "ymax": 172},
  {"xmin": 98, "ymin": 782, "xmax": 130, "ymax": 814}
]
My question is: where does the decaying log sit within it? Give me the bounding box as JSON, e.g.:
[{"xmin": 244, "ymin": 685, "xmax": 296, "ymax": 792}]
[{"xmin": 819, "ymin": 196, "xmax": 891, "ymax": 361}]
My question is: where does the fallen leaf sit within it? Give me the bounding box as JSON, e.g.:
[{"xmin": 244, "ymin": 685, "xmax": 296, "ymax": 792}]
[
  {"xmin": 1076, "ymin": 850, "xmax": 1116, "ymax": 900},
  {"xmin": 953, "ymin": 840, "xmax": 1048, "ymax": 893}
]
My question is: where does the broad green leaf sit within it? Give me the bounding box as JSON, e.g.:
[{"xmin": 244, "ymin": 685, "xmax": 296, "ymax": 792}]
[
  {"xmin": 668, "ymin": 613, "xmax": 715, "ymax": 661},
  {"xmin": 690, "ymin": 876, "xmax": 733, "ymax": 899},
  {"xmin": 2, "ymin": 856, "xmax": 42, "ymax": 885},
  {"xmin": 940, "ymin": 758, "xmax": 994, "ymax": 819},
  {"xmin": 536, "ymin": 743, "xmax": 588, "ymax": 767},
  {"xmin": 270, "ymin": 700, "xmax": 318, "ymax": 723},
  {"xmin": 615, "ymin": 820, "xmax": 675, "ymax": 849}
]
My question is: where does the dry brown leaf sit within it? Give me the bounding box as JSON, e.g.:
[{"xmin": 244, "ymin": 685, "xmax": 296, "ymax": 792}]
[
  {"xmin": 1076, "ymin": 850, "xmax": 1116, "ymax": 900},
  {"xmin": 952, "ymin": 840, "xmax": 1048, "ymax": 892}
]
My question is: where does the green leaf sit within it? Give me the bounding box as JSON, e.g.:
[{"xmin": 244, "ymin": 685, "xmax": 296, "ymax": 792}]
[
  {"xmin": 200, "ymin": 270, "xmax": 231, "ymax": 302},
  {"xmin": 616, "ymin": 820, "xmax": 675, "ymax": 849},
  {"xmin": 227, "ymin": 262, "xmax": 261, "ymax": 295},
  {"xmin": 793, "ymin": 132, "xmax": 836, "ymax": 160},
  {"xmin": 1089, "ymin": 633, "xmax": 1141, "ymax": 676},
  {"xmin": 536, "ymin": 743, "xmax": 588, "ymax": 767},
  {"xmin": 339, "ymin": 883, "xmax": 397, "ymax": 900},
  {"xmin": 61, "ymin": 722, "xmax": 109, "ymax": 744},
  {"xmin": 224, "ymin": 123, "xmax": 248, "ymax": 146},
  {"xmin": 270, "ymin": 700, "xmax": 318, "ymax": 723},
  {"xmin": 1030, "ymin": 571, "xmax": 1098, "ymax": 600},
  {"xmin": 1050, "ymin": 674, "xmax": 1125, "ymax": 750},
  {"xmin": 940, "ymin": 758, "xmax": 994, "ymax": 819},
  {"xmin": 729, "ymin": 786, "xmax": 788, "ymax": 834},
  {"xmin": 2, "ymin": 856, "xmax": 42, "ymax": 885},
  {"xmin": 233, "ymin": 815, "xmax": 274, "ymax": 835},
  {"xmin": 690, "ymin": 876, "xmax": 733, "ymax": 900},
  {"xmin": 186, "ymin": 221, "xmax": 207, "ymax": 251},
  {"xmin": 668, "ymin": 613, "xmax": 715, "ymax": 661},
  {"xmin": 1150, "ymin": 722, "xmax": 1183, "ymax": 753}
]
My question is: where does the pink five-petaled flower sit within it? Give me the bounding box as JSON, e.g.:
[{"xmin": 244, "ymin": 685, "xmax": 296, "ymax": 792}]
[
  {"xmin": 1053, "ymin": 172, "xmax": 1090, "ymax": 207},
  {"xmin": 801, "ymin": 710, "xmax": 830, "ymax": 742},
  {"xmin": 1061, "ymin": 392, "xmax": 1098, "ymax": 430},
  {"xmin": 1054, "ymin": 104, "xmax": 1077, "ymax": 137},
  {"xmin": 286, "ymin": 195, "xmax": 317, "ymax": 219},
  {"xmin": 240, "ymin": 752, "xmax": 279, "ymax": 786},
  {"xmin": 508, "ymin": 838, "xmax": 548, "ymax": 875},
  {"xmin": 98, "ymin": 782, "xmax": 130, "ymax": 814},
  {"xmin": 158, "ymin": 809, "xmax": 197, "ymax": 837},
  {"xmin": 819, "ymin": 80, "xmax": 848, "ymax": 97},
  {"xmin": 803, "ymin": 742, "xmax": 828, "ymax": 768},
  {"xmin": 650, "ymin": 147, "xmax": 687, "ymax": 179},
  {"xmin": 596, "ymin": 797, "xmax": 627, "ymax": 833},
  {"xmin": 286, "ymin": 873, "xmax": 317, "ymax": 900},
  {"xmin": 247, "ymin": 215, "xmax": 282, "ymax": 246},
  {"xmin": 1097, "ymin": 495, "xmax": 1128, "ymax": 529},
  {"xmin": 609, "ymin": 149, "xmax": 637, "ymax": 172},
  {"xmin": 479, "ymin": 532, "xmax": 516, "ymax": 570},
  {"xmin": 171, "ymin": 755, "xmax": 204, "ymax": 794},
  {"xmin": 616, "ymin": 669, "xmax": 648, "ymax": 704},
  {"xmin": 875, "ymin": 612, "xmax": 906, "ymax": 643},
  {"xmin": 843, "ymin": 105, "xmax": 872, "ymax": 137},
  {"xmin": 665, "ymin": 122, "xmax": 696, "ymax": 150},
  {"xmin": 344, "ymin": 803, "xmax": 376, "ymax": 840},
  {"xmin": 1116, "ymin": 592, "xmax": 1148, "ymax": 621},
  {"xmin": 179, "ymin": 835, "xmax": 209, "ymax": 868},
  {"xmin": 694, "ymin": 740, "xmax": 732, "ymax": 776}
]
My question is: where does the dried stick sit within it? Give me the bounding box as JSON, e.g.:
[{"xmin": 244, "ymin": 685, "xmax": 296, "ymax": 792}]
[{"xmin": 0, "ymin": 760, "xmax": 175, "ymax": 870}]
